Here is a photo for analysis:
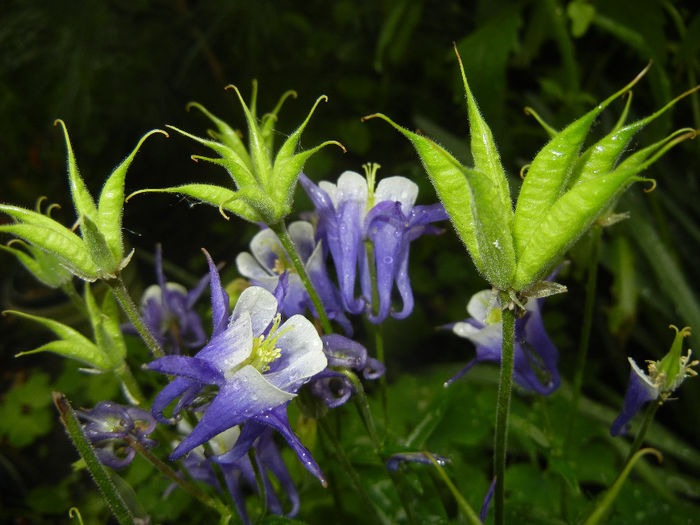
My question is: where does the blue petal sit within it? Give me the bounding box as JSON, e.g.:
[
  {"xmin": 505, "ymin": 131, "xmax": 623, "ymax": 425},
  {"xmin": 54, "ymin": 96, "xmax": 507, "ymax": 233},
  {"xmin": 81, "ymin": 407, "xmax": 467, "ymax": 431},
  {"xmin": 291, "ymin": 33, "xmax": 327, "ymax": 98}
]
[
  {"xmin": 254, "ymin": 405, "xmax": 326, "ymax": 486},
  {"xmin": 202, "ymin": 249, "xmax": 230, "ymax": 337},
  {"xmin": 171, "ymin": 366, "xmax": 295, "ymax": 460},
  {"xmin": 610, "ymin": 358, "xmax": 659, "ymax": 436},
  {"xmin": 146, "ymin": 355, "xmax": 224, "ymax": 386}
]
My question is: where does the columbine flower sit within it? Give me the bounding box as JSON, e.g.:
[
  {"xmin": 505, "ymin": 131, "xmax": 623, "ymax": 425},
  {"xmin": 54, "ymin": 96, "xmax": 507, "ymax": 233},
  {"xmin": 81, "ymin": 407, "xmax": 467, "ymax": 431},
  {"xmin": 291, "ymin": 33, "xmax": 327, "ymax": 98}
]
[
  {"xmin": 310, "ymin": 334, "xmax": 385, "ymax": 408},
  {"xmin": 171, "ymin": 425, "xmax": 299, "ymax": 525},
  {"xmin": 236, "ymin": 221, "xmax": 352, "ymax": 334},
  {"xmin": 446, "ymin": 289, "xmax": 560, "ymax": 394},
  {"xmin": 77, "ymin": 401, "xmax": 157, "ymax": 469},
  {"xmin": 146, "ymin": 250, "xmax": 327, "ymax": 484},
  {"xmin": 611, "ymin": 326, "xmax": 697, "ymax": 436},
  {"xmin": 300, "ymin": 164, "xmax": 447, "ymax": 323},
  {"xmin": 124, "ymin": 245, "xmax": 209, "ymax": 354}
]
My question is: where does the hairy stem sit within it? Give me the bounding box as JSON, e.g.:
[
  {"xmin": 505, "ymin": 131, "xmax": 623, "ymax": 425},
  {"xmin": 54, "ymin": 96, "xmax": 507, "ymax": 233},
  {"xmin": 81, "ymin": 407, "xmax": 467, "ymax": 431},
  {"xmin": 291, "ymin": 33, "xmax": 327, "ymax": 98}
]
[
  {"xmin": 109, "ymin": 276, "xmax": 164, "ymax": 358},
  {"xmin": 494, "ymin": 302, "xmax": 516, "ymax": 525},
  {"xmin": 270, "ymin": 221, "xmax": 333, "ymax": 334}
]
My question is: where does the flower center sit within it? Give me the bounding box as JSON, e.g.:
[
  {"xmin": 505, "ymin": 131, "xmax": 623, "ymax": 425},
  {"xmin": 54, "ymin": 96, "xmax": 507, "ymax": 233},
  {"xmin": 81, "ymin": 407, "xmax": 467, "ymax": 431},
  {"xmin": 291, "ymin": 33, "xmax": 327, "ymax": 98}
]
[{"xmin": 241, "ymin": 314, "xmax": 289, "ymax": 373}]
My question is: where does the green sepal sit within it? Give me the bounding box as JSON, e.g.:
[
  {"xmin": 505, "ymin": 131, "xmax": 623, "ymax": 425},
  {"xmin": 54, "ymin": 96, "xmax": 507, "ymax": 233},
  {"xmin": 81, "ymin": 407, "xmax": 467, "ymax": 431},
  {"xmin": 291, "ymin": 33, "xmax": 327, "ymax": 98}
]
[
  {"xmin": 0, "ymin": 220, "xmax": 97, "ymax": 281},
  {"xmin": 513, "ymin": 128, "xmax": 695, "ymax": 289},
  {"xmin": 0, "ymin": 240, "xmax": 72, "ymax": 288},
  {"xmin": 513, "ymin": 65, "xmax": 650, "ymax": 258},
  {"xmin": 54, "ymin": 120, "xmax": 98, "ymax": 220},
  {"xmin": 226, "ymin": 84, "xmax": 273, "ymax": 187},
  {"xmin": 128, "ymin": 184, "xmax": 263, "ymax": 222},
  {"xmin": 573, "ymin": 86, "xmax": 700, "ymax": 187},
  {"xmin": 186, "ymin": 102, "xmax": 254, "ymax": 174},
  {"xmin": 462, "ymin": 166, "xmax": 515, "ymax": 289},
  {"xmin": 80, "ymin": 214, "xmax": 118, "ymax": 279},
  {"xmin": 272, "ymin": 138, "xmax": 346, "ymax": 214},
  {"xmin": 98, "ymin": 129, "xmax": 167, "ymax": 262},
  {"xmin": 261, "ymin": 89, "xmax": 298, "ymax": 151},
  {"xmin": 85, "ymin": 285, "xmax": 126, "ymax": 367},
  {"xmin": 455, "ymin": 46, "xmax": 512, "ymax": 219},
  {"xmin": 363, "ymin": 113, "xmax": 482, "ymax": 268},
  {"xmin": 8, "ymin": 310, "xmax": 113, "ymax": 370},
  {"xmin": 166, "ymin": 124, "xmax": 257, "ymax": 190},
  {"xmin": 656, "ymin": 326, "xmax": 691, "ymax": 392}
]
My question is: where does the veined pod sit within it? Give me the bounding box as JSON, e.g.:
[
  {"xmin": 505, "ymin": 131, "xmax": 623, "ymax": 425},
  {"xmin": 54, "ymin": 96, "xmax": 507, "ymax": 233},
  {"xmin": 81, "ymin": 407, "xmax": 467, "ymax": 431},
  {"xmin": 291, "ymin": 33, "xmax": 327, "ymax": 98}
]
[
  {"xmin": 512, "ymin": 64, "xmax": 650, "ymax": 259},
  {"xmin": 514, "ymin": 127, "xmax": 697, "ymax": 289},
  {"xmin": 360, "ymin": 114, "xmax": 483, "ymax": 271}
]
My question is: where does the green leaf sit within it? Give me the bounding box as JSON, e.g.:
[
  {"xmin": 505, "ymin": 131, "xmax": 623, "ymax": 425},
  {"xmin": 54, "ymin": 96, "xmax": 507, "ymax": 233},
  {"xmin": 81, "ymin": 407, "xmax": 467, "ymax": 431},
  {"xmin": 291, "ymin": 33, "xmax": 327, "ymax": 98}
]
[
  {"xmin": 261, "ymin": 89, "xmax": 298, "ymax": 151},
  {"xmin": 567, "ymin": 0, "xmax": 596, "ymax": 37},
  {"xmin": 362, "ymin": 113, "xmax": 482, "ymax": 270},
  {"xmin": 0, "ymin": 372, "xmax": 53, "ymax": 447},
  {"xmin": 54, "ymin": 120, "xmax": 98, "ymax": 220},
  {"xmin": 513, "ymin": 64, "xmax": 650, "ymax": 260},
  {"xmin": 98, "ymin": 129, "xmax": 166, "ymax": 261},
  {"xmin": 127, "ymin": 184, "xmax": 263, "ymax": 223}
]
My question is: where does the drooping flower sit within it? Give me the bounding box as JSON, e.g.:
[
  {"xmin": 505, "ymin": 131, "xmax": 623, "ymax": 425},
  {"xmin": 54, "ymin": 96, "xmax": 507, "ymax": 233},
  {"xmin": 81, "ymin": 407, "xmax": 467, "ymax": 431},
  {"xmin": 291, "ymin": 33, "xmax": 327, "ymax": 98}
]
[
  {"xmin": 610, "ymin": 326, "xmax": 697, "ymax": 436},
  {"xmin": 124, "ymin": 245, "xmax": 209, "ymax": 354},
  {"xmin": 146, "ymin": 250, "xmax": 328, "ymax": 484},
  {"xmin": 236, "ymin": 221, "xmax": 352, "ymax": 334},
  {"xmin": 299, "ymin": 164, "xmax": 447, "ymax": 323},
  {"xmin": 446, "ymin": 289, "xmax": 560, "ymax": 394},
  {"xmin": 310, "ymin": 334, "xmax": 385, "ymax": 408},
  {"xmin": 171, "ymin": 425, "xmax": 299, "ymax": 525},
  {"xmin": 77, "ymin": 401, "xmax": 157, "ymax": 469}
]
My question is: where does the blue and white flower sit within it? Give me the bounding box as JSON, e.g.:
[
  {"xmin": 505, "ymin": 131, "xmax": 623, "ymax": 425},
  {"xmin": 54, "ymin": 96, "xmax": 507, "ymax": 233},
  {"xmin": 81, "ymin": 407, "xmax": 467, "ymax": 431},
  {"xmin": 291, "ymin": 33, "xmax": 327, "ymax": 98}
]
[
  {"xmin": 447, "ymin": 289, "xmax": 560, "ymax": 394},
  {"xmin": 300, "ymin": 167, "xmax": 447, "ymax": 323},
  {"xmin": 146, "ymin": 250, "xmax": 328, "ymax": 484}
]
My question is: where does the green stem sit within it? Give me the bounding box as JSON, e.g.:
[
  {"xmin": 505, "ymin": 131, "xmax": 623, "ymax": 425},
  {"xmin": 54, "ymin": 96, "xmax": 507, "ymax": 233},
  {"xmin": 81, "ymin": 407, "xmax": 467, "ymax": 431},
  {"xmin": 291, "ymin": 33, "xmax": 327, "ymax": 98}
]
[
  {"xmin": 494, "ymin": 301, "xmax": 516, "ymax": 525},
  {"xmin": 582, "ymin": 448, "xmax": 662, "ymax": 525},
  {"xmin": 568, "ymin": 226, "xmax": 602, "ymax": 443},
  {"xmin": 61, "ymin": 280, "xmax": 88, "ymax": 315},
  {"xmin": 125, "ymin": 436, "xmax": 233, "ymax": 521},
  {"xmin": 424, "ymin": 452, "xmax": 483, "ymax": 525},
  {"xmin": 109, "ymin": 275, "xmax": 164, "ymax": 358},
  {"xmin": 53, "ymin": 392, "xmax": 135, "ymax": 525},
  {"xmin": 270, "ymin": 221, "xmax": 333, "ymax": 334},
  {"xmin": 625, "ymin": 399, "xmax": 661, "ymax": 464},
  {"xmin": 342, "ymin": 369, "xmax": 381, "ymax": 447},
  {"xmin": 318, "ymin": 418, "xmax": 389, "ymax": 525},
  {"xmin": 114, "ymin": 363, "xmax": 146, "ymax": 406}
]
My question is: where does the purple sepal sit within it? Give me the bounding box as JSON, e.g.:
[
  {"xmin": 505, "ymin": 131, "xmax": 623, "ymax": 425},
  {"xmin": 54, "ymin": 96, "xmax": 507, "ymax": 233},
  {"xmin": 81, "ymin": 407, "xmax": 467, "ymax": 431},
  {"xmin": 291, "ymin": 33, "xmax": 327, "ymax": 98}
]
[
  {"xmin": 385, "ymin": 451, "xmax": 450, "ymax": 471},
  {"xmin": 610, "ymin": 358, "xmax": 659, "ymax": 436},
  {"xmin": 480, "ymin": 477, "xmax": 496, "ymax": 522},
  {"xmin": 77, "ymin": 401, "xmax": 157, "ymax": 470},
  {"xmin": 310, "ymin": 374, "xmax": 355, "ymax": 408}
]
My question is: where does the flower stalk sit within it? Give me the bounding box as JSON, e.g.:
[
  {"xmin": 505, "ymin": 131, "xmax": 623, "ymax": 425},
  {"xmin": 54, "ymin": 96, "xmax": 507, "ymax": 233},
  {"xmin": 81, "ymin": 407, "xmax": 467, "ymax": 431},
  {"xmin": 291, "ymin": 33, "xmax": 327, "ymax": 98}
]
[
  {"xmin": 270, "ymin": 221, "xmax": 333, "ymax": 334},
  {"xmin": 109, "ymin": 275, "xmax": 164, "ymax": 358},
  {"xmin": 493, "ymin": 300, "xmax": 516, "ymax": 525}
]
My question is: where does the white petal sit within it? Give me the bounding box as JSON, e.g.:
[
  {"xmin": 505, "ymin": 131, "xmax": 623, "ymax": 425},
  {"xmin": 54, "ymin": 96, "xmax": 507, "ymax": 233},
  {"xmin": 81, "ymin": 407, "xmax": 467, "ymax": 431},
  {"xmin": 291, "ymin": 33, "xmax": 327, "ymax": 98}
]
[
  {"xmin": 249, "ymin": 227, "xmax": 283, "ymax": 271},
  {"xmin": 209, "ymin": 425, "xmax": 241, "ymax": 456},
  {"xmin": 231, "ymin": 286, "xmax": 278, "ymax": 336},
  {"xmin": 266, "ymin": 314, "xmax": 326, "ymax": 390},
  {"xmin": 628, "ymin": 357, "xmax": 657, "ymax": 391},
  {"xmin": 375, "ymin": 176, "xmax": 418, "ymax": 214},
  {"xmin": 336, "ymin": 171, "xmax": 369, "ymax": 206},
  {"xmin": 236, "ymin": 252, "xmax": 273, "ymax": 280},
  {"xmin": 466, "ymin": 289, "xmax": 498, "ymax": 322},
  {"xmin": 288, "ymin": 221, "xmax": 316, "ymax": 261},
  {"xmin": 214, "ymin": 312, "xmax": 254, "ymax": 375},
  {"xmin": 453, "ymin": 321, "xmax": 502, "ymax": 348}
]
